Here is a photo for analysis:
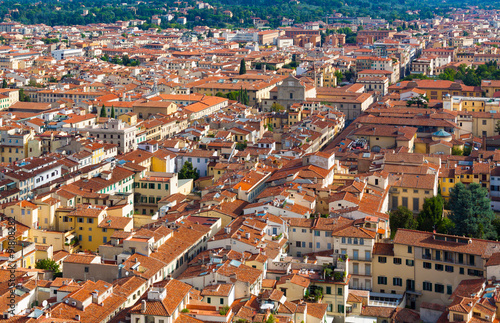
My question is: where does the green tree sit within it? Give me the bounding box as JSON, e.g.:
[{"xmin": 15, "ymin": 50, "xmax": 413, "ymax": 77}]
[
  {"xmin": 179, "ymin": 161, "xmax": 199, "ymax": 180},
  {"xmin": 417, "ymin": 196, "xmax": 453, "ymax": 233},
  {"xmin": 239, "ymin": 58, "xmax": 246, "ymax": 75},
  {"xmin": 100, "ymin": 104, "xmax": 107, "ymax": 118},
  {"xmin": 110, "ymin": 106, "xmax": 115, "ymax": 118},
  {"xmin": 19, "ymin": 88, "xmax": 30, "ymax": 102},
  {"xmin": 270, "ymin": 102, "xmax": 285, "ymax": 112},
  {"xmin": 2, "ymin": 79, "xmax": 7, "ymax": 88},
  {"xmin": 495, "ymin": 120, "xmax": 500, "ymax": 135},
  {"xmin": 452, "ymin": 147, "xmax": 464, "ymax": 156},
  {"xmin": 448, "ymin": 182, "xmax": 497, "ymax": 239},
  {"xmin": 242, "ymin": 89, "xmax": 249, "ymax": 105},
  {"xmin": 265, "ymin": 314, "xmax": 276, "ymax": 323},
  {"xmin": 35, "ymin": 259, "xmax": 60, "ymax": 273},
  {"xmin": 236, "ymin": 142, "xmax": 247, "ymax": 151},
  {"xmin": 389, "ymin": 206, "xmax": 417, "ymax": 238},
  {"xmin": 334, "ymin": 70, "xmax": 343, "ymax": 85},
  {"xmin": 122, "ymin": 54, "xmax": 131, "ymax": 66}
]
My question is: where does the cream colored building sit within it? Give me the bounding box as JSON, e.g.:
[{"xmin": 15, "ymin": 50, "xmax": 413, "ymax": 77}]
[{"xmin": 373, "ymin": 229, "xmax": 493, "ymax": 310}]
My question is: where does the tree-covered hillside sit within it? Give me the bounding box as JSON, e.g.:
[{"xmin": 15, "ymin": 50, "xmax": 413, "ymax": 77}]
[{"xmin": 1, "ymin": 0, "xmax": 499, "ymax": 28}]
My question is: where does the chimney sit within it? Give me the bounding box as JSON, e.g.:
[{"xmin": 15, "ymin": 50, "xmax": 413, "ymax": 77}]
[{"xmin": 141, "ymin": 300, "xmax": 147, "ymax": 313}]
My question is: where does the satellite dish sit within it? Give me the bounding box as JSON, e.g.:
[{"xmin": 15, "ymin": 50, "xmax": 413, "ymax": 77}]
[{"xmin": 42, "ymin": 300, "xmax": 48, "ymax": 307}]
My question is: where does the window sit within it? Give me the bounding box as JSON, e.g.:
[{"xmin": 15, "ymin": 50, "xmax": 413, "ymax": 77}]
[
  {"xmin": 423, "ymin": 282, "xmax": 432, "ymax": 291},
  {"xmin": 88, "ymin": 236, "xmax": 92, "ymax": 242},
  {"xmin": 378, "ymin": 276, "xmax": 387, "ymax": 285},
  {"xmin": 445, "ymin": 265, "xmax": 454, "ymax": 273},
  {"xmin": 103, "ymin": 236, "xmax": 107, "ymax": 243},
  {"xmin": 469, "ymin": 255, "xmax": 475, "ymax": 266},
  {"xmin": 314, "ymin": 230, "xmax": 320, "ymax": 236},
  {"xmin": 84, "ymin": 267, "xmax": 89, "ymax": 273},
  {"xmin": 338, "ymin": 305, "xmax": 344, "ymax": 314},
  {"xmin": 326, "ymin": 287, "xmax": 331, "ymax": 294},
  {"xmin": 393, "ymin": 258, "xmax": 402, "ymax": 265},
  {"xmin": 296, "ymin": 241, "xmax": 301, "ymax": 248},
  {"xmin": 435, "ymin": 264, "xmax": 443, "ymax": 271},
  {"xmin": 316, "ymin": 242, "xmax": 320, "ymax": 249},
  {"xmin": 77, "ymin": 217, "xmax": 84, "ymax": 223},
  {"xmin": 207, "ymin": 297, "xmax": 211, "ymax": 304},
  {"xmin": 406, "ymin": 259, "xmax": 414, "ymax": 266},
  {"xmin": 393, "ymin": 278, "xmax": 402, "ymax": 286},
  {"xmin": 220, "ymin": 298, "xmax": 224, "ymax": 305},
  {"xmin": 447, "ymin": 285, "xmax": 453, "ymax": 295},
  {"xmin": 413, "ymin": 198, "xmax": 419, "ymax": 211},
  {"xmin": 435, "ymin": 284, "xmax": 444, "ymax": 294},
  {"xmin": 341, "ymin": 237, "xmax": 346, "ymax": 243},
  {"xmin": 423, "ymin": 262, "xmax": 431, "ymax": 269},
  {"xmin": 337, "ymin": 288, "xmax": 343, "ymax": 295},
  {"xmin": 378, "ymin": 256, "xmax": 387, "ymax": 263},
  {"xmin": 460, "ymin": 268, "xmax": 465, "ymax": 275},
  {"xmin": 408, "ymin": 246, "xmax": 412, "ymax": 253},
  {"xmin": 87, "ymin": 218, "xmax": 94, "ymax": 224}
]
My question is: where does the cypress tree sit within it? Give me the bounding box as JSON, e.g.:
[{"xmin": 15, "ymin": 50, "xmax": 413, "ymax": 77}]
[
  {"xmin": 100, "ymin": 104, "xmax": 107, "ymax": 118},
  {"xmin": 239, "ymin": 59, "xmax": 246, "ymax": 75}
]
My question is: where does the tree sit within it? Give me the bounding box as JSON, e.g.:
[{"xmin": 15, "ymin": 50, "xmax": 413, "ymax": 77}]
[
  {"xmin": 265, "ymin": 314, "xmax": 276, "ymax": 323},
  {"xmin": 270, "ymin": 102, "xmax": 285, "ymax": 112},
  {"xmin": 495, "ymin": 120, "xmax": 500, "ymax": 135},
  {"xmin": 239, "ymin": 59, "xmax": 246, "ymax": 75},
  {"xmin": 179, "ymin": 161, "xmax": 199, "ymax": 180},
  {"xmin": 236, "ymin": 142, "xmax": 247, "ymax": 151},
  {"xmin": 417, "ymin": 196, "xmax": 453, "ymax": 233},
  {"xmin": 242, "ymin": 89, "xmax": 249, "ymax": 105},
  {"xmin": 452, "ymin": 147, "xmax": 464, "ymax": 156},
  {"xmin": 389, "ymin": 206, "xmax": 417, "ymax": 238},
  {"xmin": 19, "ymin": 88, "xmax": 30, "ymax": 102},
  {"xmin": 448, "ymin": 182, "xmax": 497, "ymax": 239},
  {"xmin": 110, "ymin": 106, "xmax": 115, "ymax": 118},
  {"xmin": 35, "ymin": 259, "xmax": 60, "ymax": 273},
  {"xmin": 334, "ymin": 70, "xmax": 343, "ymax": 85},
  {"xmin": 100, "ymin": 104, "xmax": 107, "ymax": 118},
  {"xmin": 2, "ymin": 79, "xmax": 7, "ymax": 88}
]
